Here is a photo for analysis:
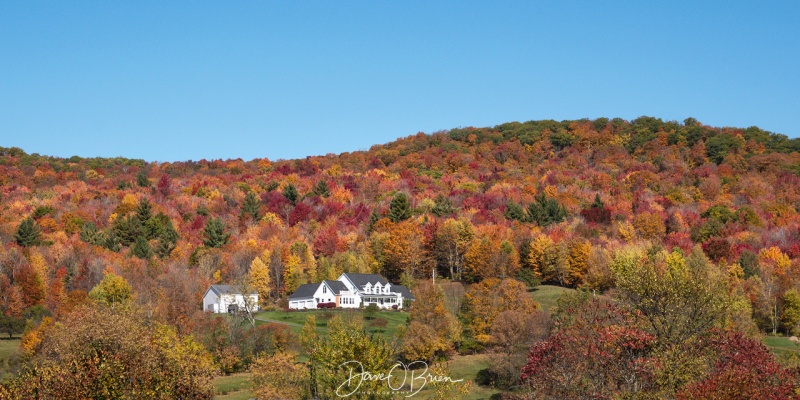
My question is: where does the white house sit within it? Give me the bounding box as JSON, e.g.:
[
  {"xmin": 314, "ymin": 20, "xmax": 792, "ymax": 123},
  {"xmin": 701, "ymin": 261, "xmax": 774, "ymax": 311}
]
[
  {"xmin": 287, "ymin": 273, "xmax": 414, "ymax": 310},
  {"xmin": 203, "ymin": 284, "xmax": 259, "ymax": 314}
]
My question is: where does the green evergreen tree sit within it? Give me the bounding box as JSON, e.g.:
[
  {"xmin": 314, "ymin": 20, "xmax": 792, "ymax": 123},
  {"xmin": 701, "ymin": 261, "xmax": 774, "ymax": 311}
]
[
  {"xmin": 241, "ymin": 191, "xmax": 261, "ymax": 221},
  {"xmin": 388, "ymin": 192, "xmax": 412, "ymax": 223},
  {"xmin": 136, "ymin": 198, "xmax": 153, "ymax": 223},
  {"xmin": 103, "ymin": 230, "xmax": 122, "ymax": 252},
  {"xmin": 283, "ymin": 183, "xmax": 299, "ymax": 206},
  {"xmin": 14, "ymin": 217, "xmax": 42, "ymax": 247},
  {"xmin": 264, "ymin": 180, "xmax": 279, "ymax": 192},
  {"xmin": 526, "ymin": 193, "xmax": 567, "ymax": 227},
  {"xmin": 431, "ymin": 194, "xmax": 456, "ymax": 217},
  {"xmin": 504, "ymin": 201, "xmax": 526, "ymax": 222},
  {"xmin": 136, "ymin": 171, "xmax": 150, "ymax": 187},
  {"xmin": 591, "ymin": 193, "xmax": 604, "ymax": 209},
  {"xmin": 367, "ymin": 209, "xmax": 381, "ymax": 233},
  {"xmin": 80, "ymin": 222, "xmax": 102, "ymax": 246},
  {"xmin": 203, "ymin": 217, "xmax": 230, "ymax": 248},
  {"xmin": 113, "ymin": 214, "xmax": 143, "ymax": 246},
  {"xmin": 131, "ymin": 236, "xmax": 153, "ymax": 259},
  {"xmin": 155, "ymin": 219, "xmax": 179, "ymax": 259},
  {"xmin": 312, "ymin": 180, "xmax": 330, "ymax": 198},
  {"xmin": 136, "ymin": 198, "xmax": 157, "ymax": 239}
]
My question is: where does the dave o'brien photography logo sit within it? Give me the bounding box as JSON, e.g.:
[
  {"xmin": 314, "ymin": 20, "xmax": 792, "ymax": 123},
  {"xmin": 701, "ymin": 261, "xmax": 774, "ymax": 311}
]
[{"xmin": 336, "ymin": 360, "xmax": 463, "ymax": 397}]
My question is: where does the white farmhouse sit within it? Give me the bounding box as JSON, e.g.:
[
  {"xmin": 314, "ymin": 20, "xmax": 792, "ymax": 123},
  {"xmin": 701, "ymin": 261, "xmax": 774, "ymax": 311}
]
[
  {"xmin": 202, "ymin": 284, "xmax": 259, "ymax": 314},
  {"xmin": 287, "ymin": 273, "xmax": 414, "ymax": 310}
]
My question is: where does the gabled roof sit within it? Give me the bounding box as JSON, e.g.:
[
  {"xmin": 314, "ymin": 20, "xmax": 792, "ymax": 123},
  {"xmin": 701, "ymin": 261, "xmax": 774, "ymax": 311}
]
[
  {"xmin": 207, "ymin": 284, "xmax": 258, "ymax": 296},
  {"xmin": 209, "ymin": 284, "xmax": 233, "ymax": 295},
  {"xmin": 288, "ymin": 283, "xmax": 320, "ymax": 300},
  {"xmin": 323, "ymin": 280, "xmax": 348, "ymax": 295},
  {"xmin": 393, "ymin": 285, "xmax": 415, "ymax": 301},
  {"xmin": 341, "ymin": 273, "xmax": 388, "ymax": 289}
]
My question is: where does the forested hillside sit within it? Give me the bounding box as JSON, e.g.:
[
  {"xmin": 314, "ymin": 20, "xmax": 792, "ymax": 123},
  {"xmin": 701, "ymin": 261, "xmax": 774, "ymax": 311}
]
[{"xmin": 3, "ymin": 116, "xmax": 800, "ymax": 398}]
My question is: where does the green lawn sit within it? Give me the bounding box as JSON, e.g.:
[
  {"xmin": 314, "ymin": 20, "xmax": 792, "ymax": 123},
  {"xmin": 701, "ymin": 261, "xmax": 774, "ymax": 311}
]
[
  {"xmin": 764, "ymin": 335, "xmax": 800, "ymax": 361},
  {"xmin": 0, "ymin": 337, "xmax": 21, "ymax": 383},
  {"xmin": 211, "ymin": 354, "xmax": 499, "ymax": 400},
  {"xmin": 530, "ymin": 284, "xmax": 575, "ymax": 313},
  {"xmin": 380, "ymin": 354, "xmax": 500, "ymax": 399},
  {"xmin": 255, "ymin": 309, "xmax": 409, "ymax": 341},
  {"xmin": 214, "ymin": 372, "xmax": 252, "ymax": 400}
]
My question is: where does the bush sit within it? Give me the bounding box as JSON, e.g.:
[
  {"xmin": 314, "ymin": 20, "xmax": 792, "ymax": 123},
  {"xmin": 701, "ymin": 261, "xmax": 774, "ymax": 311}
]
[
  {"xmin": 316, "ymin": 302, "xmax": 336, "ymax": 309},
  {"xmin": 458, "ymin": 336, "xmax": 484, "ymax": 355},
  {"xmin": 363, "ymin": 303, "xmax": 379, "ymax": 319},
  {"xmin": 476, "ymin": 368, "xmax": 499, "ymax": 387}
]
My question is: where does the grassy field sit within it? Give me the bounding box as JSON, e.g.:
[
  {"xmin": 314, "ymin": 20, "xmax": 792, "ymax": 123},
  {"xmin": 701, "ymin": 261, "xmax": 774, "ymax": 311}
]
[
  {"xmin": 765, "ymin": 335, "xmax": 800, "ymax": 361},
  {"xmin": 255, "ymin": 309, "xmax": 409, "ymax": 340},
  {"xmin": 529, "ymin": 284, "xmax": 575, "ymax": 313},
  {"xmin": 211, "ymin": 354, "xmax": 500, "ymax": 400},
  {"xmin": 0, "ymin": 337, "xmax": 21, "ymax": 383},
  {"xmin": 214, "ymin": 372, "xmax": 252, "ymax": 400},
  {"xmin": 373, "ymin": 353, "xmax": 502, "ymax": 399}
]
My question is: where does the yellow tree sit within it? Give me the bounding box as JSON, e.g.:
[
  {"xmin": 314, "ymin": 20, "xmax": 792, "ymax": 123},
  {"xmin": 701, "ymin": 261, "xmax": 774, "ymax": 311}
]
[
  {"xmin": 383, "ymin": 219, "xmax": 430, "ymax": 281},
  {"xmin": 251, "ymin": 352, "xmax": 309, "ymax": 400},
  {"xmin": 567, "ymin": 239, "xmax": 592, "ymax": 286},
  {"xmin": 88, "ymin": 271, "xmax": 133, "ymax": 307},
  {"xmin": 400, "ymin": 280, "xmax": 461, "ymax": 361},
  {"xmin": 434, "ymin": 218, "xmax": 474, "ymax": 280},
  {"xmin": 463, "ymin": 278, "xmax": 538, "ymax": 343},
  {"xmin": 249, "ymin": 249, "xmax": 272, "ymax": 305}
]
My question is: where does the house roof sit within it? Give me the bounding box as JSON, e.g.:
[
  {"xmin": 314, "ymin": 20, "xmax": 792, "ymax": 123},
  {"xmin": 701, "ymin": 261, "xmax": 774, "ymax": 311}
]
[
  {"xmin": 288, "ymin": 283, "xmax": 320, "ymax": 300},
  {"xmin": 324, "ymin": 280, "xmax": 348, "ymax": 295},
  {"xmin": 393, "ymin": 285, "xmax": 415, "ymax": 301},
  {"xmin": 341, "ymin": 273, "xmax": 388, "ymax": 289},
  {"xmin": 208, "ymin": 284, "xmax": 258, "ymax": 296}
]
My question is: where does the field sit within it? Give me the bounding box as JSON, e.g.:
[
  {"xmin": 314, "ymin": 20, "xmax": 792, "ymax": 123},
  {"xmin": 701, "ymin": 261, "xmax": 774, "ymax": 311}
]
[
  {"xmin": 214, "ymin": 372, "xmax": 252, "ymax": 400},
  {"xmin": 0, "ymin": 337, "xmax": 21, "ymax": 383},
  {"xmin": 211, "ymin": 353, "xmax": 500, "ymax": 400},
  {"xmin": 765, "ymin": 335, "xmax": 800, "ymax": 361},
  {"xmin": 254, "ymin": 309, "xmax": 409, "ymax": 340},
  {"xmin": 530, "ymin": 284, "xmax": 575, "ymax": 313}
]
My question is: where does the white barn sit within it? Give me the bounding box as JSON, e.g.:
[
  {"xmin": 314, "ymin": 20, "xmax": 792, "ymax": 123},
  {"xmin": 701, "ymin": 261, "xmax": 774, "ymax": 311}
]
[
  {"xmin": 287, "ymin": 273, "xmax": 414, "ymax": 310},
  {"xmin": 203, "ymin": 284, "xmax": 259, "ymax": 314}
]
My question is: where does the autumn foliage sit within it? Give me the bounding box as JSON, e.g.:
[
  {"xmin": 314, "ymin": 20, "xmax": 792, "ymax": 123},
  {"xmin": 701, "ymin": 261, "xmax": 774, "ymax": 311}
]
[{"xmin": 1, "ymin": 116, "xmax": 800, "ymax": 395}]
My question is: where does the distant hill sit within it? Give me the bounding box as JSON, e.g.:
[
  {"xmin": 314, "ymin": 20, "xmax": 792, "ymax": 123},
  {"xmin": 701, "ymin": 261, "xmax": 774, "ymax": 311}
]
[{"xmin": 1, "ymin": 116, "xmax": 799, "ymax": 331}]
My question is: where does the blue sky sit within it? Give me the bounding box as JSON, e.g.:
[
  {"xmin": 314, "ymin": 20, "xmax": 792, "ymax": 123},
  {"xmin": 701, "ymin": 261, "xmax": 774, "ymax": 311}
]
[{"xmin": 1, "ymin": 1, "xmax": 798, "ymax": 162}]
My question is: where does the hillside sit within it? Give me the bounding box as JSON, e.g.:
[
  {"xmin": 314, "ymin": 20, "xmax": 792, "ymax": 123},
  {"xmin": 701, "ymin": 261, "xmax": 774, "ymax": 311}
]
[{"xmin": 2, "ymin": 116, "xmax": 800, "ymax": 397}]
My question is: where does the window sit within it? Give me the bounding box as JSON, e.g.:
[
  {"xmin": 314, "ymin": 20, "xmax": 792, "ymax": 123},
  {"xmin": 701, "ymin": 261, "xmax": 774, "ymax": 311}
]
[{"xmin": 323, "ymin": 286, "xmax": 327, "ymax": 293}]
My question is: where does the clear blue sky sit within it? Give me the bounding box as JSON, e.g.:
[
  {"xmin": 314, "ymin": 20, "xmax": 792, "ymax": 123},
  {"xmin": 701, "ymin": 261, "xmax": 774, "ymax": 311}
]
[{"xmin": 1, "ymin": 1, "xmax": 798, "ymax": 162}]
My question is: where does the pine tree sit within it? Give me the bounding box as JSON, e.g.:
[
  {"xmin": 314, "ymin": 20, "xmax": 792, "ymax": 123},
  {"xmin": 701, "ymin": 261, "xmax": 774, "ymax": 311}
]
[
  {"xmin": 367, "ymin": 209, "xmax": 381, "ymax": 233},
  {"xmin": 203, "ymin": 217, "xmax": 230, "ymax": 248},
  {"xmin": 283, "ymin": 183, "xmax": 299, "ymax": 206},
  {"xmin": 431, "ymin": 194, "xmax": 456, "ymax": 217},
  {"xmin": 388, "ymin": 192, "xmax": 412, "ymax": 223},
  {"xmin": 131, "ymin": 236, "xmax": 153, "ymax": 259},
  {"xmin": 79, "ymin": 222, "xmax": 102, "ymax": 246},
  {"xmin": 136, "ymin": 198, "xmax": 153, "ymax": 223},
  {"xmin": 136, "ymin": 171, "xmax": 150, "ymax": 187},
  {"xmin": 15, "ymin": 217, "xmax": 42, "ymax": 247},
  {"xmin": 137, "ymin": 198, "xmax": 157, "ymax": 239},
  {"xmin": 103, "ymin": 230, "xmax": 122, "ymax": 252},
  {"xmin": 155, "ymin": 218, "xmax": 179, "ymax": 259},
  {"xmin": 526, "ymin": 193, "xmax": 567, "ymax": 227},
  {"xmin": 591, "ymin": 193, "xmax": 605, "ymax": 209},
  {"xmin": 312, "ymin": 180, "xmax": 330, "ymax": 198},
  {"xmin": 504, "ymin": 201, "xmax": 526, "ymax": 222},
  {"xmin": 113, "ymin": 214, "xmax": 143, "ymax": 246},
  {"xmin": 241, "ymin": 191, "xmax": 261, "ymax": 221}
]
